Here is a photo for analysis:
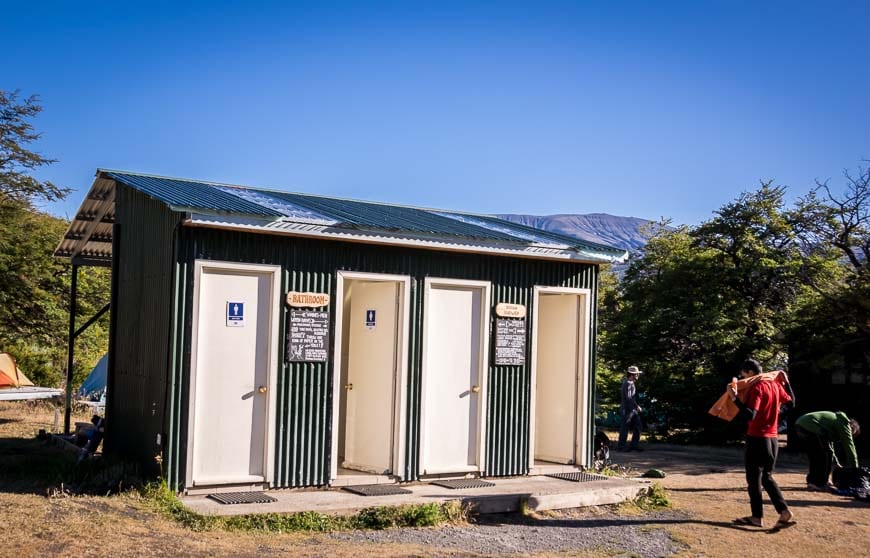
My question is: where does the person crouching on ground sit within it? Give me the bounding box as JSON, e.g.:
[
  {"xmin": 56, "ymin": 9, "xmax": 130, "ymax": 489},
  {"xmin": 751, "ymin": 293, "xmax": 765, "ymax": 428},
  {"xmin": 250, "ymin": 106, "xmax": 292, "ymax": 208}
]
[
  {"xmin": 794, "ymin": 411, "xmax": 861, "ymax": 491},
  {"xmin": 618, "ymin": 365, "xmax": 643, "ymax": 452},
  {"xmin": 730, "ymin": 359, "xmax": 796, "ymax": 529}
]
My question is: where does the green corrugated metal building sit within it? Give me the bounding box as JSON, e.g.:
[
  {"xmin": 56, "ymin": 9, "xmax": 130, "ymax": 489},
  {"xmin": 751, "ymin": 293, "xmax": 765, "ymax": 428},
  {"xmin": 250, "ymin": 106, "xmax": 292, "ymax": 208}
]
[{"xmin": 56, "ymin": 170, "xmax": 626, "ymax": 492}]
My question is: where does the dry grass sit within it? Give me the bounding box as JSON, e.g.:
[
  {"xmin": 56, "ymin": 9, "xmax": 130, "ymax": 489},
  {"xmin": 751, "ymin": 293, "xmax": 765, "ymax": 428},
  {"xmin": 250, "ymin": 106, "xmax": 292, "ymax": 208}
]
[{"xmin": 0, "ymin": 401, "xmax": 459, "ymax": 557}]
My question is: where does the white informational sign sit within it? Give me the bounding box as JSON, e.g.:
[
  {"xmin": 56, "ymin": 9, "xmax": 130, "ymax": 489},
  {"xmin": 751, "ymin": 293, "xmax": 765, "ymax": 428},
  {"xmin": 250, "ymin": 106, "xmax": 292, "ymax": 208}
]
[
  {"xmin": 365, "ymin": 309, "xmax": 376, "ymax": 330},
  {"xmin": 226, "ymin": 301, "xmax": 245, "ymax": 327}
]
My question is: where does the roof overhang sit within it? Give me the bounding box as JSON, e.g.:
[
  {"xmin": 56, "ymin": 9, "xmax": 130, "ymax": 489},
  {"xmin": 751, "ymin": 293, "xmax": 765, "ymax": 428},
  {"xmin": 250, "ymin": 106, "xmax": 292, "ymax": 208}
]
[{"xmin": 53, "ymin": 175, "xmax": 115, "ymax": 267}]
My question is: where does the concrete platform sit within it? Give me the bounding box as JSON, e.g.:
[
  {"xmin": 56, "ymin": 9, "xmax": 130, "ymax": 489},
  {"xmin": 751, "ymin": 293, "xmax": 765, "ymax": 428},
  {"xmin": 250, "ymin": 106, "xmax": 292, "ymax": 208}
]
[{"xmin": 182, "ymin": 475, "xmax": 649, "ymax": 517}]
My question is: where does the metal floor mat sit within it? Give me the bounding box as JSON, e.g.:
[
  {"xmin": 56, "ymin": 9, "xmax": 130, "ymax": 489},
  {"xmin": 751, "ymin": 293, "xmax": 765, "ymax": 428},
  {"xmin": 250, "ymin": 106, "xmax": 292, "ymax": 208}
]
[
  {"xmin": 207, "ymin": 491, "xmax": 277, "ymax": 505},
  {"xmin": 342, "ymin": 484, "xmax": 412, "ymax": 496},
  {"xmin": 547, "ymin": 472, "xmax": 610, "ymax": 483},
  {"xmin": 430, "ymin": 479, "xmax": 495, "ymax": 490}
]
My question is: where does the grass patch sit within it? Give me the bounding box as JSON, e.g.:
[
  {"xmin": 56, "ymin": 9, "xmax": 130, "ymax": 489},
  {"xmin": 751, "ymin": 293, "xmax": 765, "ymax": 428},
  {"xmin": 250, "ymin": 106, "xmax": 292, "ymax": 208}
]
[
  {"xmin": 145, "ymin": 482, "xmax": 468, "ymax": 533},
  {"xmin": 596, "ymin": 463, "xmax": 636, "ymax": 478},
  {"xmin": 633, "ymin": 483, "xmax": 671, "ymax": 511}
]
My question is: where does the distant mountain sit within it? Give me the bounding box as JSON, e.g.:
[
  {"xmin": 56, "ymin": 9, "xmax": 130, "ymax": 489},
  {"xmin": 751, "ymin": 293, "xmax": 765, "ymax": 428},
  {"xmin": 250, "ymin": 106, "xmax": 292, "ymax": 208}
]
[{"xmin": 497, "ymin": 213, "xmax": 655, "ymax": 251}]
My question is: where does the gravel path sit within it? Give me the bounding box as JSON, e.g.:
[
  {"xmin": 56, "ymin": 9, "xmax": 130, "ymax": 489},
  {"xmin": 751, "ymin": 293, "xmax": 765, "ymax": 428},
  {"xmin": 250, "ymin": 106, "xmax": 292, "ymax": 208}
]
[{"xmin": 330, "ymin": 508, "xmax": 689, "ymax": 557}]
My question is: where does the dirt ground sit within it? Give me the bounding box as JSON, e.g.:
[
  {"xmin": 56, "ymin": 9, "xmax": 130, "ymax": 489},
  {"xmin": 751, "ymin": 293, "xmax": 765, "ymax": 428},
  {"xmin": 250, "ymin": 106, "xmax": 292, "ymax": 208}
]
[
  {"xmin": 616, "ymin": 444, "xmax": 869, "ymax": 557},
  {"xmin": 1, "ymin": 400, "xmax": 867, "ymax": 557}
]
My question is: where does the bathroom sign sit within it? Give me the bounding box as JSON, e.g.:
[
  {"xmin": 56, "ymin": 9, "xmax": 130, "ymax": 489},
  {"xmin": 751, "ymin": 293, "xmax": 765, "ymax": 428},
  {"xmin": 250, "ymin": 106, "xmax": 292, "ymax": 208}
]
[
  {"xmin": 286, "ymin": 291, "xmax": 330, "ymax": 307},
  {"xmin": 495, "ymin": 317, "xmax": 526, "ymax": 366},
  {"xmin": 226, "ymin": 302, "xmax": 245, "ymax": 327},
  {"xmin": 365, "ymin": 309, "xmax": 377, "ymax": 330}
]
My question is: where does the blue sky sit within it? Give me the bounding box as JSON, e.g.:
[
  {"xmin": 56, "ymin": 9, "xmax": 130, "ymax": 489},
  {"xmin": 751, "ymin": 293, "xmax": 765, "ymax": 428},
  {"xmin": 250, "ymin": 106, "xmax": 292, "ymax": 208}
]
[{"xmin": 3, "ymin": 1, "xmax": 869, "ymax": 225}]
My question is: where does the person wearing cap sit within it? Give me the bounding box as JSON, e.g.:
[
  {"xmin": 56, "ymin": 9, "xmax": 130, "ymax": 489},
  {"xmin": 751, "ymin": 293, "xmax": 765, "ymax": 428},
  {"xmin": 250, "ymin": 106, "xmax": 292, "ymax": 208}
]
[{"xmin": 618, "ymin": 365, "xmax": 644, "ymax": 451}]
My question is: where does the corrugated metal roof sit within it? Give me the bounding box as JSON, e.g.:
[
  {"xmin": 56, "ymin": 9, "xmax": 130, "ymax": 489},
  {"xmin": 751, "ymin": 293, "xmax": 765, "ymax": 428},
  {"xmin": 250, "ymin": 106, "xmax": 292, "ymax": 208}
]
[
  {"xmin": 103, "ymin": 172, "xmax": 283, "ymax": 218},
  {"xmin": 56, "ymin": 169, "xmax": 628, "ymax": 264},
  {"xmin": 266, "ymin": 191, "xmax": 524, "ymax": 242}
]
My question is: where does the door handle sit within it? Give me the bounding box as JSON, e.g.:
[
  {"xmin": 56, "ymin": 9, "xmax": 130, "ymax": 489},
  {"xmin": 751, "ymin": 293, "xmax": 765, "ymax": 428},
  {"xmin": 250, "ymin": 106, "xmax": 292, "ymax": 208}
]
[
  {"xmin": 345, "ymin": 383, "xmax": 353, "ymax": 390},
  {"xmin": 471, "ymin": 385, "xmax": 481, "ymax": 393},
  {"xmin": 257, "ymin": 386, "xmax": 267, "ymax": 394}
]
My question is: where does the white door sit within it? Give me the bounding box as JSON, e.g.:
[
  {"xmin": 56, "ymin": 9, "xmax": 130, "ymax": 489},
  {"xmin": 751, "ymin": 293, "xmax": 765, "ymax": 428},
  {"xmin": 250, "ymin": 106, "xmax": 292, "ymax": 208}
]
[
  {"xmin": 343, "ymin": 280, "xmax": 399, "ymax": 473},
  {"xmin": 189, "ymin": 263, "xmax": 278, "ymax": 486},
  {"xmin": 421, "ymin": 281, "xmax": 489, "ymax": 474}
]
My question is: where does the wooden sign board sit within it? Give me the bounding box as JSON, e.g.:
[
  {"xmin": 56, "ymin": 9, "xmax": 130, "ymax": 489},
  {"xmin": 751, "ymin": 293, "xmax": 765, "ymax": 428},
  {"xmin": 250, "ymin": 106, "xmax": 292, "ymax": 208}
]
[
  {"xmin": 286, "ymin": 291, "xmax": 330, "ymax": 308},
  {"xmin": 495, "ymin": 302, "xmax": 527, "ymax": 319}
]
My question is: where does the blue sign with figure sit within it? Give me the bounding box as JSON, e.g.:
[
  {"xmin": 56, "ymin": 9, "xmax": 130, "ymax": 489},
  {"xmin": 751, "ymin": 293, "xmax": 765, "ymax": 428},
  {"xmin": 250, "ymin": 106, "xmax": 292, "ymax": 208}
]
[
  {"xmin": 365, "ymin": 309, "xmax": 376, "ymax": 329},
  {"xmin": 227, "ymin": 301, "xmax": 245, "ymax": 327}
]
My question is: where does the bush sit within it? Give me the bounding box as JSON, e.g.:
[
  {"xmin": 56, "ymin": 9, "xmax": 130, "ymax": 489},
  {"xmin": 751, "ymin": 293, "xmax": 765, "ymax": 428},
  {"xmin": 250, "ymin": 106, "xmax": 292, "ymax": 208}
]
[{"xmin": 634, "ymin": 483, "xmax": 671, "ymax": 511}]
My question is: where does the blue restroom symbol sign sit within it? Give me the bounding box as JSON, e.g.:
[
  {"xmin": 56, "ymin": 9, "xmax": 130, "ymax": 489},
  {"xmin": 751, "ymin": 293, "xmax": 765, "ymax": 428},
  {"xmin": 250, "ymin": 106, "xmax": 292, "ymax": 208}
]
[
  {"xmin": 365, "ymin": 309, "xmax": 376, "ymax": 329},
  {"xmin": 227, "ymin": 302, "xmax": 245, "ymax": 327}
]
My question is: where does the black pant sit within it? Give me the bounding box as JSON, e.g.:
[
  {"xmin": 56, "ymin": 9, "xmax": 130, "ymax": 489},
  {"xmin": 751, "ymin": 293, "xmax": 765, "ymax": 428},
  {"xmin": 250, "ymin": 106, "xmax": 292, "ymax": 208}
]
[
  {"xmin": 795, "ymin": 426, "xmax": 833, "ymax": 486},
  {"xmin": 745, "ymin": 436, "xmax": 788, "ymax": 518},
  {"xmin": 618, "ymin": 409, "xmax": 642, "ymax": 450}
]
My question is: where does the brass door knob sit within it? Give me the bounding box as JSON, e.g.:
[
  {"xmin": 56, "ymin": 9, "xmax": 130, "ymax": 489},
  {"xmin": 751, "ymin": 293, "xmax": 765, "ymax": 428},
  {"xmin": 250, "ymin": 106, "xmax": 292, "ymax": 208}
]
[
  {"xmin": 257, "ymin": 386, "xmax": 267, "ymax": 394},
  {"xmin": 471, "ymin": 385, "xmax": 481, "ymax": 393},
  {"xmin": 345, "ymin": 383, "xmax": 353, "ymax": 390}
]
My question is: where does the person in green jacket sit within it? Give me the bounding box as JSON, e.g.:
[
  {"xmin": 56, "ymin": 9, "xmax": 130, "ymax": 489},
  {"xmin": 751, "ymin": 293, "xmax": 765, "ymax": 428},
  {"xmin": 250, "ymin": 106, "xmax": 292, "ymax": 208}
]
[{"xmin": 794, "ymin": 411, "xmax": 861, "ymax": 490}]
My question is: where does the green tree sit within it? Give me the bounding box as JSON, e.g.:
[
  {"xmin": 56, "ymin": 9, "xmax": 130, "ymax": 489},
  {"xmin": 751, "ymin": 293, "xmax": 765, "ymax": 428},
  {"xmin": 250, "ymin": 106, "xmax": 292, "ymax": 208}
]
[
  {"xmin": 790, "ymin": 164, "xmax": 870, "ymax": 351},
  {"xmin": 603, "ymin": 184, "xmax": 804, "ymax": 431},
  {"xmin": 0, "ymin": 91, "xmax": 108, "ymax": 387},
  {"xmin": 1, "ymin": 90, "xmax": 69, "ymax": 204},
  {"xmin": 594, "ymin": 264, "xmax": 622, "ymax": 423}
]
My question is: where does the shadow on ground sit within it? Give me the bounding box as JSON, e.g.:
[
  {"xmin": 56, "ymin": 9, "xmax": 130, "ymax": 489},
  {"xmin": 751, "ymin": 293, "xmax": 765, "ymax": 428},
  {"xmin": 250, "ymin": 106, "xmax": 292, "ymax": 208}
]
[
  {"xmin": 609, "ymin": 443, "xmax": 806, "ymax": 476},
  {"xmin": 0, "ymin": 426, "xmax": 140, "ymax": 496}
]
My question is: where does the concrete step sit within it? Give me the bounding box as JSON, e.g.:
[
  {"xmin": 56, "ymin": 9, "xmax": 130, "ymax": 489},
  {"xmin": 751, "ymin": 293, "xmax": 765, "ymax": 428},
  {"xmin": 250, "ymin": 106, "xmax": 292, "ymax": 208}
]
[{"xmin": 182, "ymin": 475, "xmax": 649, "ymax": 517}]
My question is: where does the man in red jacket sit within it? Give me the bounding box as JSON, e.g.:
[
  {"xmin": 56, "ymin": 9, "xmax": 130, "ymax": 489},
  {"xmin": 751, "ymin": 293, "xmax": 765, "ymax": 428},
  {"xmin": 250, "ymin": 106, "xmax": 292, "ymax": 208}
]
[{"xmin": 730, "ymin": 359, "xmax": 796, "ymax": 529}]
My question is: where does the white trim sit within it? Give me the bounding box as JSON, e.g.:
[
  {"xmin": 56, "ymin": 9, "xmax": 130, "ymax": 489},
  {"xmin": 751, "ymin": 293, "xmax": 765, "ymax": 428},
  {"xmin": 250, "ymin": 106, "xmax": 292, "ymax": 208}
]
[
  {"xmin": 528, "ymin": 286, "xmax": 593, "ymax": 470},
  {"xmin": 330, "ymin": 271, "xmax": 411, "ymax": 482},
  {"xmin": 186, "ymin": 260, "xmax": 282, "ymax": 489},
  {"xmin": 419, "ymin": 277, "xmax": 491, "ymax": 476}
]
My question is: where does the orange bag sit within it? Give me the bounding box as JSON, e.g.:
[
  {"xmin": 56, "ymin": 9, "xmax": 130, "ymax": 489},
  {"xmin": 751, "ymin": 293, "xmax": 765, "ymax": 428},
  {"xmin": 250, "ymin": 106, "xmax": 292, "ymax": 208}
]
[{"xmin": 708, "ymin": 371, "xmax": 787, "ymax": 422}]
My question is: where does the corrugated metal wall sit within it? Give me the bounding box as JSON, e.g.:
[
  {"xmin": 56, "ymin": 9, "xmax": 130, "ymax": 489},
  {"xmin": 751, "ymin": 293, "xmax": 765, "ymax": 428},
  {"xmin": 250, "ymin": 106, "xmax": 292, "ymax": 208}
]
[
  {"xmin": 107, "ymin": 186, "xmax": 181, "ymax": 466},
  {"xmin": 165, "ymin": 226, "xmax": 598, "ymax": 489}
]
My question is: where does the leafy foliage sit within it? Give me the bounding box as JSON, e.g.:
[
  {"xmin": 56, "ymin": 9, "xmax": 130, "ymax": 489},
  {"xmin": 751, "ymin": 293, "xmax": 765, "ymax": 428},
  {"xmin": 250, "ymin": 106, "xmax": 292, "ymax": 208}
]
[
  {"xmin": 0, "ymin": 90, "xmax": 69, "ymax": 204},
  {"xmin": 599, "ymin": 181, "xmax": 859, "ymax": 432},
  {"xmin": 0, "ymin": 91, "xmax": 109, "ymax": 387},
  {"xmin": 791, "ymin": 164, "xmax": 870, "ymax": 342},
  {"xmin": 634, "ymin": 483, "xmax": 671, "ymax": 511}
]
